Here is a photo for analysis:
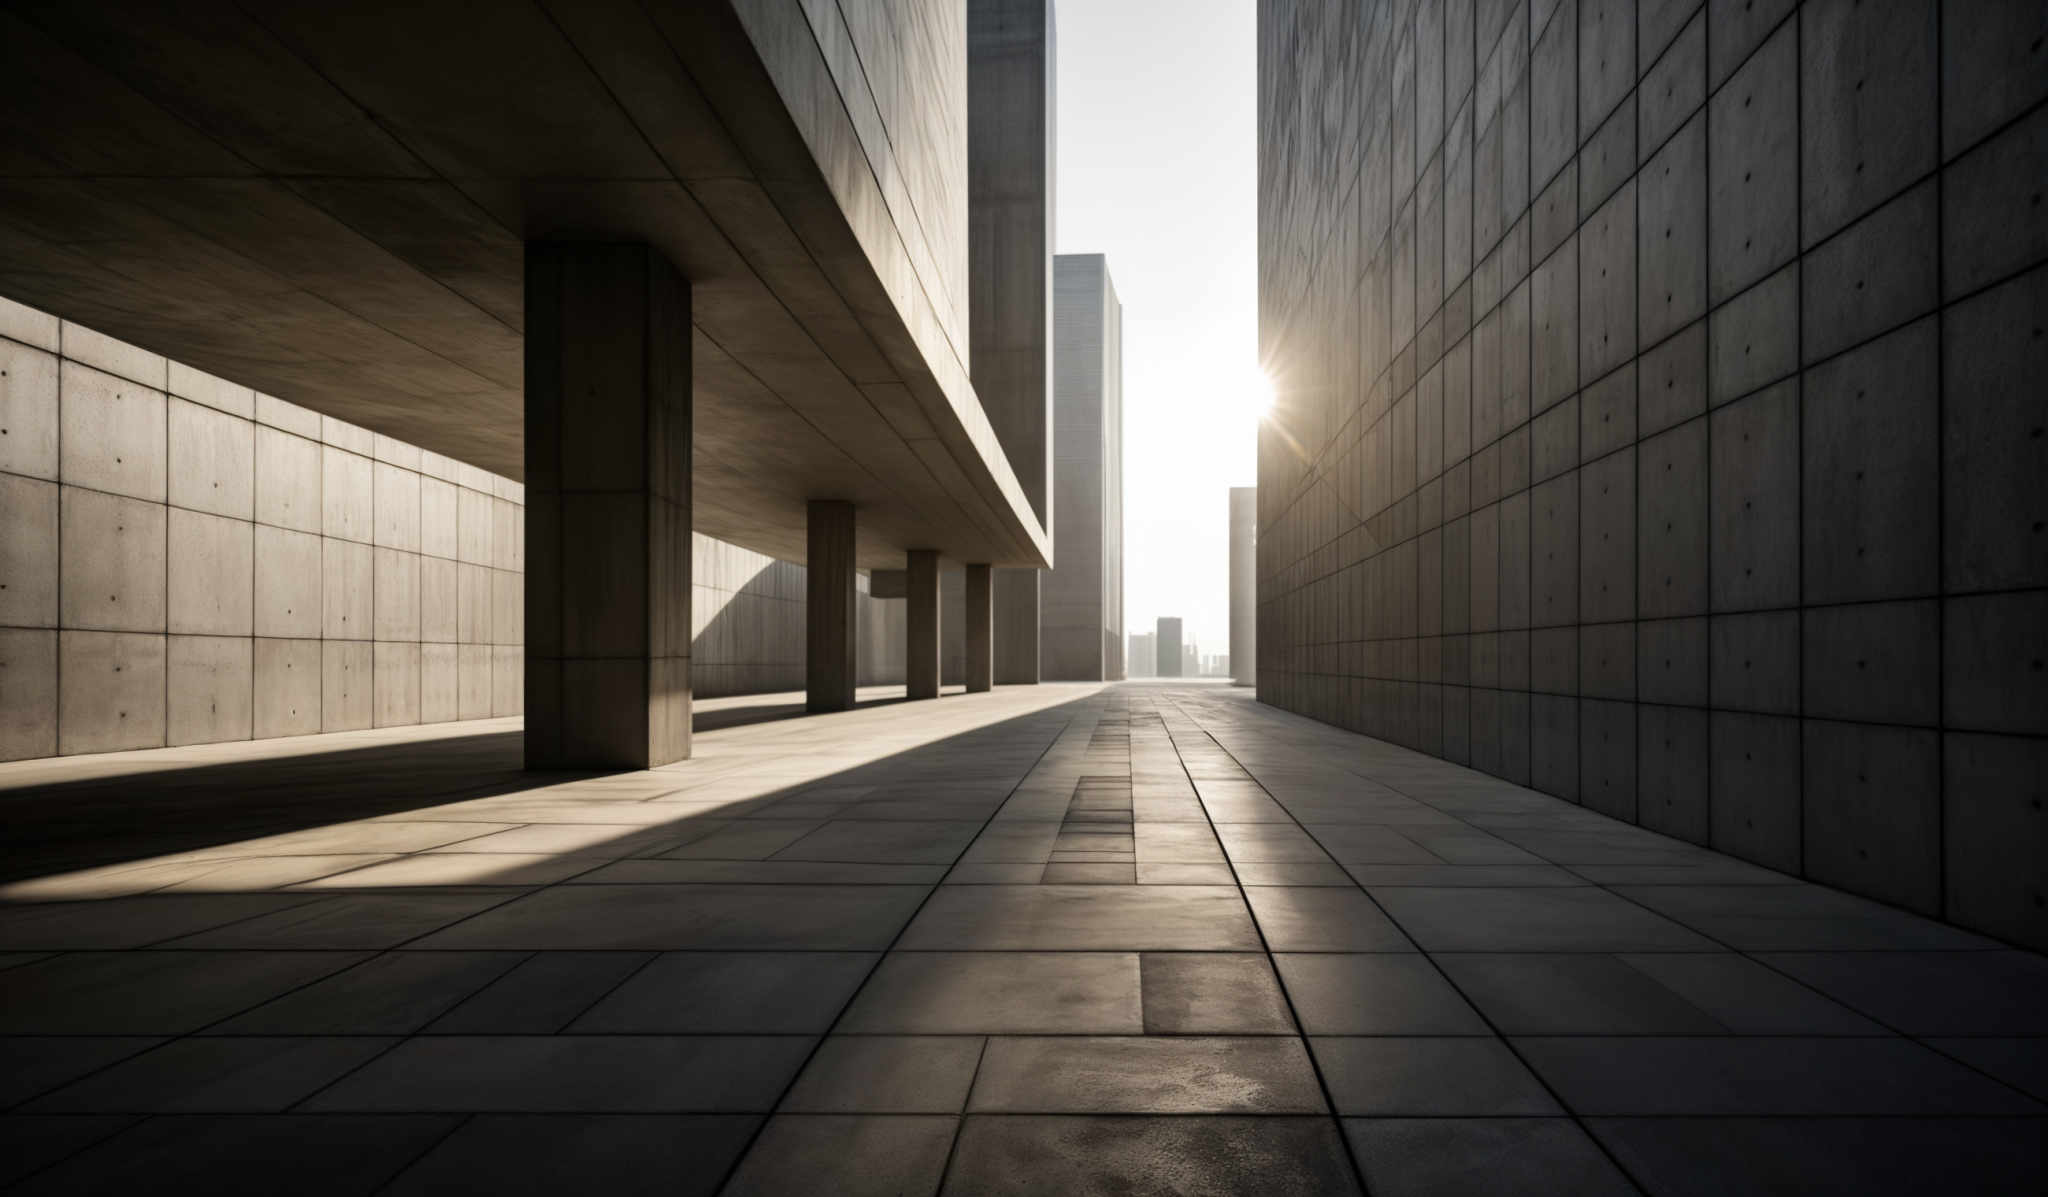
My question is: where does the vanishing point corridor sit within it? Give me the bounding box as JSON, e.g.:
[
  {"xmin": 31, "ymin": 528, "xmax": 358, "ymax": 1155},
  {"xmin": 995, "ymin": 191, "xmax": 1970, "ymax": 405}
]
[{"xmin": 1, "ymin": 682, "xmax": 2041, "ymax": 1194}]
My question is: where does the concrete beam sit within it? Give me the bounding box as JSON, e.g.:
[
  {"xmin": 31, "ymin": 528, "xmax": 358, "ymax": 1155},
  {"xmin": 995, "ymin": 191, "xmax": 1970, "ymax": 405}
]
[
  {"xmin": 0, "ymin": 1, "xmax": 1050, "ymax": 572},
  {"xmin": 965, "ymin": 563, "xmax": 993, "ymax": 692},
  {"xmin": 806, "ymin": 501, "xmax": 857, "ymax": 713},
  {"xmin": 905, "ymin": 550, "xmax": 941, "ymax": 700},
  {"xmin": 524, "ymin": 242, "xmax": 690, "ymax": 769}
]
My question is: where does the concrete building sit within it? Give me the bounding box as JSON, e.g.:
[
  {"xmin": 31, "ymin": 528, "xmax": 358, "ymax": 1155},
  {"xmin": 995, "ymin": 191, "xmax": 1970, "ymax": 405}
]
[
  {"xmin": 1230, "ymin": 485, "xmax": 1257, "ymax": 686},
  {"xmin": 1128, "ymin": 630, "xmax": 1157, "ymax": 678},
  {"xmin": 2, "ymin": 5, "xmax": 2046, "ymax": 1190},
  {"xmin": 0, "ymin": 0, "xmax": 1057, "ymax": 768},
  {"xmin": 1042, "ymin": 254, "xmax": 1126, "ymax": 680},
  {"xmin": 1155, "ymin": 617, "xmax": 1184, "ymax": 679},
  {"xmin": 1257, "ymin": 0, "xmax": 2048, "ymax": 953}
]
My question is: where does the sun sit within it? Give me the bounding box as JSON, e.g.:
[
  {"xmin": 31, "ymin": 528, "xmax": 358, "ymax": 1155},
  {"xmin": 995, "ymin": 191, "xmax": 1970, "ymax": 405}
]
[{"xmin": 1246, "ymin": 366, "xmax": 1277, "ymax": 421}]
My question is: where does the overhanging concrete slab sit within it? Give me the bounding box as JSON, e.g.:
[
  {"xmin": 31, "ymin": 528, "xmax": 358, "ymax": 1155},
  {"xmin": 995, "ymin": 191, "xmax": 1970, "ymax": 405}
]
[{"xmin": 0, "ymin": 0, "xmax": 1049, "ymax": 570}]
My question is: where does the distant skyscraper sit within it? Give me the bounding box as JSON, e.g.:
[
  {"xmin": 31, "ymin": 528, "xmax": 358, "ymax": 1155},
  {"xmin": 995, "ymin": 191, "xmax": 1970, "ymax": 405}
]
[
  {"xmin": 1230, "ymin": 486, "xmax": 1256, "ymax": 686},
  {"xmin": 1129, "ymin": 631, "xmax": 1156, "ymax": 678},
  {"xmin": 1157, "ymin": 617, "xmax": 1183, "ymax": 678},
  {"xmin": 1042, "ymin": 254, "xmax": 1125, "ymax": 680}
]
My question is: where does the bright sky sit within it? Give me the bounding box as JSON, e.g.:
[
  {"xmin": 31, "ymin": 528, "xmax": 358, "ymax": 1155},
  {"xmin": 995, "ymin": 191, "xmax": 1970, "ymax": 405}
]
[{"xmin": 1055, "ymin": 0, "xmax": 1258, "ymax": 660}]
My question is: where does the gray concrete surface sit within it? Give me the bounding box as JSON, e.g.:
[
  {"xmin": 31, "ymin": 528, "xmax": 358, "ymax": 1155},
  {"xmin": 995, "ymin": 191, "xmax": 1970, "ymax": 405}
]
[
  {"xmin": 0, "ymin": 684, "xmax": 2039, "ymax": 1193},
  {"xmin": 0, "ymin": 296, "xmax": 522, "ymax": 763},
  {"xmin": 993, "ymin": 568, "xmax": 1041, "ymax": 684},
  {"xmin": 1129, "ymin": 630, "xmax": 1157, "ymax": 679},
  {"xmin": 1043, "ymin": 254, "xmax": 1126, "ymax": 681},
  {"xmin": 1231, "ymin": 486, "xmax": 1257, "ymax": 687},
  {"xmin": 906, "ymin": 551, "xmax": 942, "ymax": 701},
  {"xmin": 522, "ymin": 244, "xmax": 690, "ymax": 770},
  {"xmin": 806, "ymin": 503, "xmax": 858, "ymax": 714},
  {"xmin": 964, "ymin": 563, "xmax": 994, "ymax": 693},
  {"xmin": 1255, "ymin": 0, "xmax": 2048, "ymax": 952},
  {"xmin": 968, "ymin": 0, "xmax": 1057, "ymax": 533},
  {"xmin": 1157, "ymin": 617, "xmax": 1184, "ymax": 679}
]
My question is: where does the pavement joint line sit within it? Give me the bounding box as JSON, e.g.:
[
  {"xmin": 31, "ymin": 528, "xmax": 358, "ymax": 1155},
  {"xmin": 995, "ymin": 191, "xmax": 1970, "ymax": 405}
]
[{"xmin": 1158, "ymin": 687, "xmax": 1650, "ymax": 1194}]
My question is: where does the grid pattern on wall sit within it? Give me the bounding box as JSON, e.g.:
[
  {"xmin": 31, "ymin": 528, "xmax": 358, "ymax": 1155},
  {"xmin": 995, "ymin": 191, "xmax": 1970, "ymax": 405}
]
[
  {"xmin": 1256, "ymin": 0, "xmax": 2047, "ymax": 950},
  {"xmin": 0, "ymin": 295, "xmax": 524, "ymax": 761}
]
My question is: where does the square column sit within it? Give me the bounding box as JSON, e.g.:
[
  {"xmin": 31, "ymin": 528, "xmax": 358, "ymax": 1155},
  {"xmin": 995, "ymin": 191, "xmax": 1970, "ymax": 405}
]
[
  {"xmin": 524, "ymin": 242, "xmax": 691, "ymax": 769},
  {"xmin": 807, "ymin": 501, "xmax": 857, "ymax": 712},
  {"xmin": 1230, "ymin": 486, "xmax": 1257, "ymax": 686},
  {"xmin": 906, "ymin": 550, "xmax": 941, "ymax": 700},
  {"xmin": 964, "ymin": 563, "xmax": 993, "ymax": 692},
  {"xmin": 994, "ymin": 567, "xmax": 1040, "ymax": 683}
]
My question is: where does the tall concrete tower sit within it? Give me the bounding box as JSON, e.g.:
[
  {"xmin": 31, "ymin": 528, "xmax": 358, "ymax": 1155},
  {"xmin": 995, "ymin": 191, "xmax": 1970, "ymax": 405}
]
[{"xmin": 1156, "ymin": 617, "xmax": 1183, "ymax": 678}]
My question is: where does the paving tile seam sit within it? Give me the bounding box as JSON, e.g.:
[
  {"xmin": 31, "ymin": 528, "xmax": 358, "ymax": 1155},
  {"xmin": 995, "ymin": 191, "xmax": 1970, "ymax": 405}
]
[
  {"xmin": 0, "ymin": 1111, "xmax": 147, "ymax": 1189},
  {"xmin": 0, "ymin": 940, "xmax": 531, "ymax": 1175},
  {"xmin": 41, "ymin": 1028, "xmax": 2037, "ymax": 1041},
  {"xmin": 12, "ymin": 947, "xmax": 385, "ymax": 1052},
  {"xmin": 1156, "ymin": 689, "xmax": 1654, "ymax": 1194},
  {"xmin": 264, "ymin": 949, "xmax": 548, "ymax": 1116},
  {"xmin": 1557, "ymin": 873, "xmax": 2048, "ymax": 1111},
  {"xmin": 1180, "ymin": 691, "xmax": 2048, "ymax": 1113},
  {"xmin": 1285, "ymin": 714, "xmax": 2048, "ymax": 1103},
  {"xmin": 1136, "ymin": 694, "xmax": 1373, "ymax": 1194},
  {"xmin": 704, "ymin": 707, "xmax": 1082, "ymax": 1197}
]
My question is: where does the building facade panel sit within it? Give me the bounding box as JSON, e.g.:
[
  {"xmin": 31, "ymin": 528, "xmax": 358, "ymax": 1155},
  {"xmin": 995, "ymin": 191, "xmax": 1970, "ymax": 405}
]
[{"xmin": 1257, "ymin": 0, "xmax": 2048, "ymax": 951}]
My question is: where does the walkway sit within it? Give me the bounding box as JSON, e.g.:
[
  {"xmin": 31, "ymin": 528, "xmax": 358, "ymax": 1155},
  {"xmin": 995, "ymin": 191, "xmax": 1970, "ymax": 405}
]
[{"xmin": 0, "ymin": 684, "xmax": 2042, "ymax": 1194}]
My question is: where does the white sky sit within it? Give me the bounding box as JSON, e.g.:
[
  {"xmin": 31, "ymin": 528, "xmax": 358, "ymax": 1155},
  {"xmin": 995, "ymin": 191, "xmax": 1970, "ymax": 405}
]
[{"xmin": 1054, "ymin": 0, "xmax": 1257, "ymax": 659}]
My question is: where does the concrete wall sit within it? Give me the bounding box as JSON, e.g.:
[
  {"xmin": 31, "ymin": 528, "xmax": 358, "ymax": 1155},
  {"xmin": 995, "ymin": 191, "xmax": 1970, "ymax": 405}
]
[
  {"xmin": 1231, "ymin": 486, "xmax": 1257, "ymax": 685},
  {"xmin": 1256, "ymin": 0, "xmax": 2048, "ymax": 950},
  {"xmin": 774, "ymin": 0, "xmax": 971, "ymax": 370},
  {"xmin": 0, "ymin": 295, "xmax": 523, "ymax": 762},
  {"xmin": 693, "ymin": 536, "xmax": 912, "ymax": 696},
  {"xmin": 1043, "ymin": 254, "xmax": 1125, "ymax": 680},
  {"xmin": 691, "ymin": 536, "xmax": 803, "ymax": 699}
]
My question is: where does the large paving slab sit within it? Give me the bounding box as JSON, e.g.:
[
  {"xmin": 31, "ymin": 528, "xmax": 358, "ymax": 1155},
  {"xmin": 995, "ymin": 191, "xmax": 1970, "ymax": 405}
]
[{"xmin": 0, "ymin": 682, "xmax": 2041, "ymax": 1192}]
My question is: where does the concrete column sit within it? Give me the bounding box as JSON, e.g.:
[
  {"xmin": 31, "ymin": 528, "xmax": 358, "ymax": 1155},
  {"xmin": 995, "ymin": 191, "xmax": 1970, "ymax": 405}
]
[
  {"xmin": 524, "ymin": 242, "xmax": 691, "ymax": 770},
  {"xmin": 994, "ymin": 567, "xmax": 1040, "ymax": 683},
  {"xmin": 905, "ymin": 550, "xmax": 941, "ymax": 700},
  {"xmin": 806, "ymin": 501, "xmax": 857, "ymax": 713},
  {"xmin": 1230, "ymin": 487, "xmax": 1257, "ymax": 687},
  {"xmin": 964, "ymin": 563, "xmax": 993, "ymax": 692}
]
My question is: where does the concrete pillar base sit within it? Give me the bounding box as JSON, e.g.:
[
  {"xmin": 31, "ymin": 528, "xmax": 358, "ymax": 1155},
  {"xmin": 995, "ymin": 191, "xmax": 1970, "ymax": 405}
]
[
  {"xmin": 964, "ymin": 563, "xmax": 993, "ymax": 692},
  {"xmin": 806, "ymin": 501, "xmax": 857, "ymax": 712},
  {"xmin": 524, "ymin": 242, "xmax": 692, "ymax": 770},
  {"xmin": 906, "ymin": 550, "xmax": 941, "ymax": 700}
]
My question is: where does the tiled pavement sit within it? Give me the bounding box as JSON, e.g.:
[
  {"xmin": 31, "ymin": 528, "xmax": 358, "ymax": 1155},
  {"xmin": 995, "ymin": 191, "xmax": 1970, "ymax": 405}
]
[{"xmin": 1, "ymin": 682, "xmax": 2043, "ymax": 1194}]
